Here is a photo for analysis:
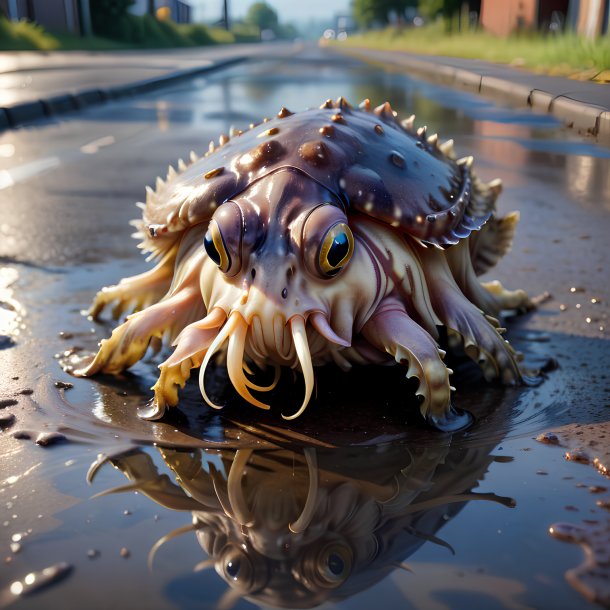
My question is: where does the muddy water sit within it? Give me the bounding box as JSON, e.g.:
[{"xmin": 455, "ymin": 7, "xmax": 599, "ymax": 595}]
[{"xmin": 0, "ymin": 45, "xmax": 609, "ymax": 610}]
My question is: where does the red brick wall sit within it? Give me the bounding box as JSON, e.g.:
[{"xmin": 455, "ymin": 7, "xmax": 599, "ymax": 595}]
[{"xmin": 480, "ymin": 0, "xmax": 537, "ymax": 35}]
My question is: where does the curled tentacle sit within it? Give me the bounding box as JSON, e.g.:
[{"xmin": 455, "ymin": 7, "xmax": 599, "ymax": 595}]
[
  {"xmin": 283, "ymin": 316, "xmax": 315, "ymax": 420},
  {"xmin": 289, "ymin": 448, "xmax": 319, "ymax": 533},
  {"xmin": 243, "ymin": 364, "xmax": 281, "ymax": 393},
  {"xmin": 199, "ymin": 313, "xmax": 242, "ymax": 410},
  {"xmin": 227, "ymin": 449, "xmax": 254, "ymax": 527},
  {"xmin": 199, "ymin": 313, "xmax": 270, "ymax": 411},
  {"xmin": 227, "ymin": 315, "xmax": 271, "ymax": 410}
]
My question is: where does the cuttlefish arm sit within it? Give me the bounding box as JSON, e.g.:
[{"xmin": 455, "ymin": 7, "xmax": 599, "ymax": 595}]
[
  {"xmin": 148, "ymin": 308, "xmax": 228, "ymax": 418},
  {"xmin": 75, "ymin": 287, "xmax": 201, "ymax": 378},
  {"xmin": 361, "ymin": 296, "xmax": 463, "ymax": 430}
]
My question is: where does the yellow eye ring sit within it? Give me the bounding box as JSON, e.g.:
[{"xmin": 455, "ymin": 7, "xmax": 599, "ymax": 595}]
[
  {"xmin": 318, "ymin": 222, "xmax": 354, "ymax": 276},
  {"xmin": 204, "ymin": 221, "xmax": 231, "ymax": 273}
]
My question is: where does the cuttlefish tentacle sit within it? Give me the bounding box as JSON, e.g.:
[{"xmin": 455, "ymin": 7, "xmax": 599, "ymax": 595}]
[
  {"xmin": 282, "ymin": 316, "xmax": 315, "ymax": 420},
  {"xmin": 75, "ymin": 288, "xmax": 201, "ymax": 377},
  {"xmin": 89, "ymin": 246, "xmax": 177, "ymax": 321},
  {"xmin": 151, "ymin": 308, "xmax": 228, "ymax": 411},
  {"xmin": 199, "ymin": 312, "xmax": 271, "ymax": 411},
  {"xmin": 361, "ymin": 296, "xmax": 451, "ymax": 420},
  {"xmin": 421, "ymin": 249, "xmax": 521, "ymax": 385}
]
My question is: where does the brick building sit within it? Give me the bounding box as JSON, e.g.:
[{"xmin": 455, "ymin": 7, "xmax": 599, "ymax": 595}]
[{"xmin": 480, "ymin": 0, "xmax": 609, "ymax": 36}]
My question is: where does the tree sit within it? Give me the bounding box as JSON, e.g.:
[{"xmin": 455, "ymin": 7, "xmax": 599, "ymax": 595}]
[
  {"xmin": 90, "ymin": 0, "xmax": 135, "ymax": 37},
  {"xmin": 418, "ymin": 0, "xmax": 462, "ymax": 24},
  {"xmin": 245, "ymin": 2, "xmax": 278, "ymax": 31},
  {"xmin": 353, "ymin": 0, "xmax": 417, "ymax": 28}
]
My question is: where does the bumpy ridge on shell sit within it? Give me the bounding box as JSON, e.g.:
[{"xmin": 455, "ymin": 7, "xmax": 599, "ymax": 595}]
[{"xmin": 137, "ymin": 97, "xmax": 500, "ymax": 258}]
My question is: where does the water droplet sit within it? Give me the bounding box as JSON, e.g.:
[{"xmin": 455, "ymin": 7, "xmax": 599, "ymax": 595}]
[{"xmin": 536, "ymin": 432, "xmax": 559, "ymax": 444}]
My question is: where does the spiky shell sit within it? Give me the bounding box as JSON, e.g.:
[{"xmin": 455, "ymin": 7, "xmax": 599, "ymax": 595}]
[{"xmin": 137, "ymin": 98, "xmax": 498, "ymax": 257}]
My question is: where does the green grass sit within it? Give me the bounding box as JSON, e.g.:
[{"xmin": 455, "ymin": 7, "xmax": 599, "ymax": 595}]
[
  {"xmin": 337, "ymin": 23, "xmax": 610, "ymax": 78},
  {"xmin": 0, "ymin": 15, "xmax": 259, "ymax": 52}
]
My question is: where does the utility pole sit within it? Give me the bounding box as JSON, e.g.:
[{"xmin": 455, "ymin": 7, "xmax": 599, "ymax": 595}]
[
  {"xmin": 148, "ymin": 0, "xmax": 155, "ymax": 17},
  {"xmin": 223, "ymin": 0, "xmax": 230, "ymax": 30}
]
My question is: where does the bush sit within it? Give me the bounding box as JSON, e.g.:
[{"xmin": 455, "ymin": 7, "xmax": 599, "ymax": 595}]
[
  {"xmin": 180, "ymin": 23, "xmax": 214, "ymax": 45},
  {"xmin": 156, "ymin": 17, "xmax": 194, "ymax": 46},
  {"xmin": 0, "ymin": 16, "xmax": 59, "ymax": 50},
  {"xmin": 231, "ymin": 22, "xmax": 260, "ymax": 42}
]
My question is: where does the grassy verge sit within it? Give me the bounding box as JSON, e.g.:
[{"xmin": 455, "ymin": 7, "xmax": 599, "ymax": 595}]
[
  {"xmin": 337, "ymin": 23, "xmax": 610, "ymax": 79},
  {"xmin": 0, "ymin": 16, "xmax": 59, "ymax": 50},
  {"xmin": 0, "ymin": 16, "xmax": 259, "ymax": 52}
]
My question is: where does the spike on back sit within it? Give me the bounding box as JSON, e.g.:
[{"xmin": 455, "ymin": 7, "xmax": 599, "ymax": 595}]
[
  {"xmin": 375, "ymin": 102, "xmax": 396, "ymax": 121},
  {"xmin": 359, "ymin": 98, "xmax": 371, "ymax": 112},
  {"xmin": 320, "ymin": 99, "xmax": 334, "ymax": 109},
  {"xmin": 335, "ymin": 96, "xmax": 352, "ymax": 110},
  {"xmin": 277, "ymin": 107, "xmax": 293, "ymax": 118},
  {"xmin": 439, "ymin": 139, "xmax": 455, "ymax": 159},
  {"xmin": 401, "ymin": 114, "xmax": 415, "ymax": 131},
  {"xmin": 457, "ymin": 155, "xmax": 474, "ymax": 169}
]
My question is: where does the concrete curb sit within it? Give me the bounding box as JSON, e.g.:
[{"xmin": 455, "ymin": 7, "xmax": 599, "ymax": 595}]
[
  {"xmin": 0, "ymin": 56, "xmax": 246, "ymax": 132},
  {"xmin": 334, "ymin": 47, "xmax": 610, "ymax": 144}
]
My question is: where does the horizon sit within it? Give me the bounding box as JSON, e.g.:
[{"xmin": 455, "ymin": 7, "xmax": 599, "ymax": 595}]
[{"xmin": 189, "ymin": 0, "xmax": 353, "ymax": 24}]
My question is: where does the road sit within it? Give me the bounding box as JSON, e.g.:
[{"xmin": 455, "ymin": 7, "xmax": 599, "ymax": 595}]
[{"xmin": 0, "ymin": 43, "xmax": 609, "ymax": 610}]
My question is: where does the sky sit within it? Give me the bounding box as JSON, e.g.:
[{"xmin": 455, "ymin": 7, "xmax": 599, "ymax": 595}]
[{"xmin": 190, "ymin": 0, "xmax": 353, "ymax": 24}]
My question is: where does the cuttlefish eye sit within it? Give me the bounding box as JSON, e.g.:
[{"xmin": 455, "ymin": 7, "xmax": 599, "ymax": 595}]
[
  {"xmin": 318, "ymin": 222, "xmax": 354, "ymax": 277},
  {"xmin": 316, "ymin": 543, "xmax": 352, "ymax": 585},
  {"xmin": 296, "ymin": 540, "xmax": 353, "ymax": 590},
  {"xmin": 204, "ymin": 220, "xmax": 231, "ymax": 273},
  {"xmin": 218, "ymin": 544, "xmax": 268, "ymax": 593}
]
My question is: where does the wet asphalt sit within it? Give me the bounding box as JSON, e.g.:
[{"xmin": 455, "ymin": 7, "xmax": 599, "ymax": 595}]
[{"xmin": 0, "ymin": 43, "xmax": 609, "ymax": 610}]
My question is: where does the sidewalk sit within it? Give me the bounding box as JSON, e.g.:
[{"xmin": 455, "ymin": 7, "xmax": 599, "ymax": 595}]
[
  {"xmin": 332, "ymin": 46, "xmax": 610, "ymax": 144},
  {"xmin": 0, "ymin": 43, "xmax": 298, "ymax": 131},
  {"xmin": 1, "ymin": 42, "xmax": 609, "ymax": 144}
]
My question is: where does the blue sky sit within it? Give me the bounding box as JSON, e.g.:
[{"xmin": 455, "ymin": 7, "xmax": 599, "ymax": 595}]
[{"xmin": 190, "ymin": 0, "xmax": 352, "ymax": 24}]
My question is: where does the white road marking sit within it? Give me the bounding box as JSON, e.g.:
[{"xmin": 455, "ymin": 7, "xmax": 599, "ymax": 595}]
[
  {"xmin": 80, "ymin": 135, "xmax": 115, "ymax": 155},
  {"xmin": 0, "ymin": 156, "xmax": 61, "ymax": 190}
]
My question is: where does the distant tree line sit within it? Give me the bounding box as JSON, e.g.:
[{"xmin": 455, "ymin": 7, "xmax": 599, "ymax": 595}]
[
  {"xmin": 353, "ymin": 0, "xmax": 468, "ymax": 28},
  {"xmin": 89, "ymin": 0, "xmax": 296, "ymax": 44}
]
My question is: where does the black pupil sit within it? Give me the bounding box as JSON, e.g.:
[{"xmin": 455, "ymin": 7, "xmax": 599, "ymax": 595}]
[
  {"xmin": 327, "ymin": 232, "xmax": 349, "ymax": 268},
  {"xmin": 327, "ymin": 553, "xmax": 344, "ymax": 576},
  {"xmin": 204, "ymin": 231, "xmax": 221, "ymax": 266},
  {"xmin": 226, "ymin": 559, "xmax": 240, "ymax": 578}
]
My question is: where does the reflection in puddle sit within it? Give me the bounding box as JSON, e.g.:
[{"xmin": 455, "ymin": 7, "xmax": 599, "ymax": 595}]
[
  {"xmin": 0, "ymin": 563, "xmax": 72, "ymax": 609},
  {"xmin": 0, "ymin": 267, "xmax": 24, "ymax": 349},
  {"xmin": 89, "ymin": 440, "xmax": 514, "ymax": 608},
  {"xmin": 541, "ymin": 422, "xmax": 610, "ymax": 607}
]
